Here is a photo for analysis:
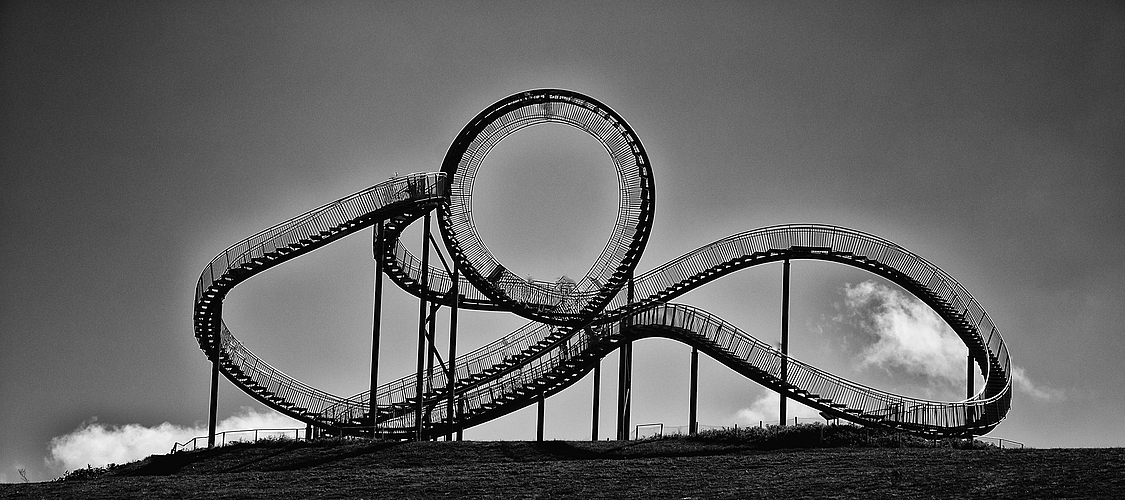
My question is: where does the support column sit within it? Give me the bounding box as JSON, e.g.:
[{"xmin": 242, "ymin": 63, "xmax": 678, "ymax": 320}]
[
  {"xmin": 208, "ymin": 345, "xmax": 218, "ymax": 448},
  {"xmin": 967, "ymin": 353, "xmax": 974, "ymax": 399},
  {"xmin": 689, "ymin": 346, "xmax": 698, "ymax": 435},
  {"xmin": 591, "ymin": 360, "xmax": 600, "ymax": 441},
  {"xmin": 426, "ymin": 303, "xmax": 436, "ymax": 439},
  {"xmin": 617, "ymin": 342, "xmax": 632, "ymax": 439},
  {"xmin": 370, "ymin": 222, "xmax": 384, "ymax": 436},
  {"xmin": 457, "ymin": 398, "xmax": 464, "ymax": 441},
  {"xmin": 536, "ymin": 394, "xmax": 545, "ymax": 442},
  {"xmin": 617, "ymin": 276, "xmax": 635, "ymax": 440},
  {"xmin": 448, "ymin": 266, "xmax": 460, "ymax": 441},
  {"xmin": 780, "ymin": 259, "xmax": 790, "ymax": 426},
  {"xmin": 415, "ymin": 212, "xmax": 431, "ymax": 441}
]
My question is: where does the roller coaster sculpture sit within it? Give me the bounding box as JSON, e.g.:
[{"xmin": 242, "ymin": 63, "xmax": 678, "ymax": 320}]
[{"xmin": 194, "ymin": 89, "xmax": 1012, "ymax": 443}]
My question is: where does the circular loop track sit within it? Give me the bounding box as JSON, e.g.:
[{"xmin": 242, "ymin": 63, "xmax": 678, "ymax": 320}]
[{"xmin": 438, "ymin": 89, "xmax": 655, "ymax": 325}]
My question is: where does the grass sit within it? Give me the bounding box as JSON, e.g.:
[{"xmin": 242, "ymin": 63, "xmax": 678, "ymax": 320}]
[{"xmin": 3, "ymin": 425, "xmax": 1122, "ymax": 499}]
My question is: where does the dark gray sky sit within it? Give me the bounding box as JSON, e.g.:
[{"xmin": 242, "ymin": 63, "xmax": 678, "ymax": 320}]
[{"xmin": 3, "ymin": 1, "xmax": 1123, "ymax": 481}]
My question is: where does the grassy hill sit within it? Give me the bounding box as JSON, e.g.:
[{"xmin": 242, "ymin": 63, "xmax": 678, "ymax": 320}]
[{"xmin": 4, "ymin": 426, "xmax": 1122, "ymax": 498}]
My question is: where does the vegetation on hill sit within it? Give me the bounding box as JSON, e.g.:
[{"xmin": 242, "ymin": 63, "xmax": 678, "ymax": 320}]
[{"xmin": 3, "ymin": 424, "xmax": 1120, "ymax": 499}]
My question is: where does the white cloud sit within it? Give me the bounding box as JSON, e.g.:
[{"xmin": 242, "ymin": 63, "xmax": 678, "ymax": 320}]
[
  {"xmin": 731, "ymin": 391, "xmax": 824, "ymax": 427},
  {"xmin": 45, "ymin": 407, "xmax": 300, "ymax": 474},
  {"xmin": 836, "ymin": 280, "xmax": 1064, "ymax": 401},
  {"xmin": 839, "ymin": 281, "xmax": 965, "ymax": 386}
]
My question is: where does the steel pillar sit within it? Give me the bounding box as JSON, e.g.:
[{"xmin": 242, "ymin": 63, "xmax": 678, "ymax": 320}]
[
  {"xmin": 457, "ymin": 398, "xmax": 464, "ymax": 441},
  {"xmin": 689, "ymin": 346, "xmax": 698, "ymax": 435},
  {"xmin": 370, "ymin": 222, "xmax": 384, "ymax": 436},
  {"xmin": 208, "ymin": 345, "xmax": 218, "ymax": 448},
  {"xmin": 617, "ymin": 276, "xmax": 635, "ymax": 440},
  {"xmin": 591, "ymin": 359, "xmax": 600, "ymax": 441},
  {"xmin": 967, "ymin": 353, "xmax": 974, "ymax": 399},
  {"xmin": 426, "ymin": 302, "xmax": 436, "ymax": 438},
  {"xmin": 415, "ymin": 212, "xmax": 431, "ymax": 441},
  {"xmin": 536, "ymin": 394, "xmax": 545, "ymax": 442},
  {"xmin": 448, "ymin": 265, "xmax": 460, "ymax": 441},
  {"xmin": 616, "ymin": 343, "xmax": 632, "ymax": 439},
  {"xmin": 780, "ymin": 259, "xmax": 790, "ymax": 426}
]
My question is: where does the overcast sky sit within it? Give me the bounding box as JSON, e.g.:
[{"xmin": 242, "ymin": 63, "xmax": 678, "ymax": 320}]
[{"xmin": 3, "ymin": 1, "xmax": 1123, "ymax": 482}]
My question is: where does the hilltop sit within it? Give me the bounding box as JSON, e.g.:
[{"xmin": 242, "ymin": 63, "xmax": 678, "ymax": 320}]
[{"xmin": 3, "ymin": 427, "xmax": 1122, "ymax": 498}]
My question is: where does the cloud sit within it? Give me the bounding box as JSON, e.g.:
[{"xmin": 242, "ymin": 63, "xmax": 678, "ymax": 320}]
[
  {"xmin": 835, "ymin": 280, "xmax": 1064, "ymax": 401},
  {"xmin": 1012, "ymin": 365, "xmax": 1065, "ymax": 401},
  {"xmin": 837, "ymin": 281, "xmax": 966, "ymax": 387},
  {"xmin": 731, "ymin": 391, "xmax": 824, "ymax": 427},
  {"xmin": 45, "ymin": 407, "xmax": 300, "ymax": 474}
]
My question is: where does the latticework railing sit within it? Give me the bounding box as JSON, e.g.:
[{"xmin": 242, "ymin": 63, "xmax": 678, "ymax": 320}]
[{"xmin": 436, "ymin": 89, "xmax": 655, "ymax": 325}]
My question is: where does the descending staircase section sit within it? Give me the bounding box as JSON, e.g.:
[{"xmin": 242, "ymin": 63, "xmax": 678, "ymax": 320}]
[
  {"xmin": 616, "ymin": 224, "xmax": 1011, "ymax": 419},
  {"xmin": 627, "ymin": 304, "xmax": 1007, "ymax": 436},
  {"xmin": 362, "ymin": 298, "xmax": 1005, "ymax": 439}
]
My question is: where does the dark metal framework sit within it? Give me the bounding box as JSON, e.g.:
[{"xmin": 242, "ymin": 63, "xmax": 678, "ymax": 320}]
[{"xmin": 193, "ymin": 89, "xmax": 1012, "ymax": 445}]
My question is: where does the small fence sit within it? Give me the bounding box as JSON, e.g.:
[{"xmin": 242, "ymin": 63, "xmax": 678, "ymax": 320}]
[
  {"xmin": 171, "ymin": 428, "xmax": 309, "ymax": 453},
  {"xmin": 974, "ymin": 436, "xmax": 1025, "ymax": 449},
  {"xmin": 635, "ymin": 417, "xmax": 832, "ymax": 439},
  {"xmin": 171, "ymin": 423, "xmax": 1026, "ymax": 452},
  {"xmin": 634, "ymin": 420, "xmax": 1026, "ymax": 449}
]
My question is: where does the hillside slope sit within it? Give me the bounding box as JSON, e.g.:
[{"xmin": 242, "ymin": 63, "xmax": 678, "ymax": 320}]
[{"xmin": 3, "ymin": 438, "xmax": 1122, "ymax": 499}]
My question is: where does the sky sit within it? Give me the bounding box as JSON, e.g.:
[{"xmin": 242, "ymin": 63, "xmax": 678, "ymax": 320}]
[{"xmin": 2, "ymin": 0, "xmax": 1123, "ymax": 482}]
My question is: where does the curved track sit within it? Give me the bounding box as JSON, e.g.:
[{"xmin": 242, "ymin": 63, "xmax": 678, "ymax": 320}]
[{"xmin": 194, "ymin": 90, "xmax": 1012, "ymax": 439}]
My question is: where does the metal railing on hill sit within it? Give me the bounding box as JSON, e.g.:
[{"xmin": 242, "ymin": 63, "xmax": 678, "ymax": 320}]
[{"xmin": 171, "ymin": 428, "xmax": 309, "ymax": 453}]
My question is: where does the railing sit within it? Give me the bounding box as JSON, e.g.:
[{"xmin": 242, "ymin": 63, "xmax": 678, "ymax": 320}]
[
  {"xmin": 170, "ymin": 428, "xmax": 308, "ymax": 453},
  {"xmin": 195, "ymin": 175, "xmax": 1010, "ymax": 439},
  {"xmin": 369, "ymin": 224, "xmax": 1010, "ymax": 437},
  {"xmin": 632, "ymin": 302, "xmax": 1008, "ymax": 435},
  {"xmin": 193, "ymin": 173, "xmax": 448, "ymax": 428},
  {"xmin": 634, "ymin": 423, "xmax": 664, "ymax": 439},
  {"xmin": 433, "ymin": 90, "xmax": 655, "ymax": 325},
  {"xmin": 975, "ymin": 436, "xmax": 1025, "ymax": 449}
]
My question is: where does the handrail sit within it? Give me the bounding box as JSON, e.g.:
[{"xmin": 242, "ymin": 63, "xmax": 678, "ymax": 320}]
[
  {"xmin": 194, "ymin": 173, "xmax": 448, "ymax": 427},
  {"xmin": 171, "ymin": 427, "xmax": 308, "ymax": 453}
]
